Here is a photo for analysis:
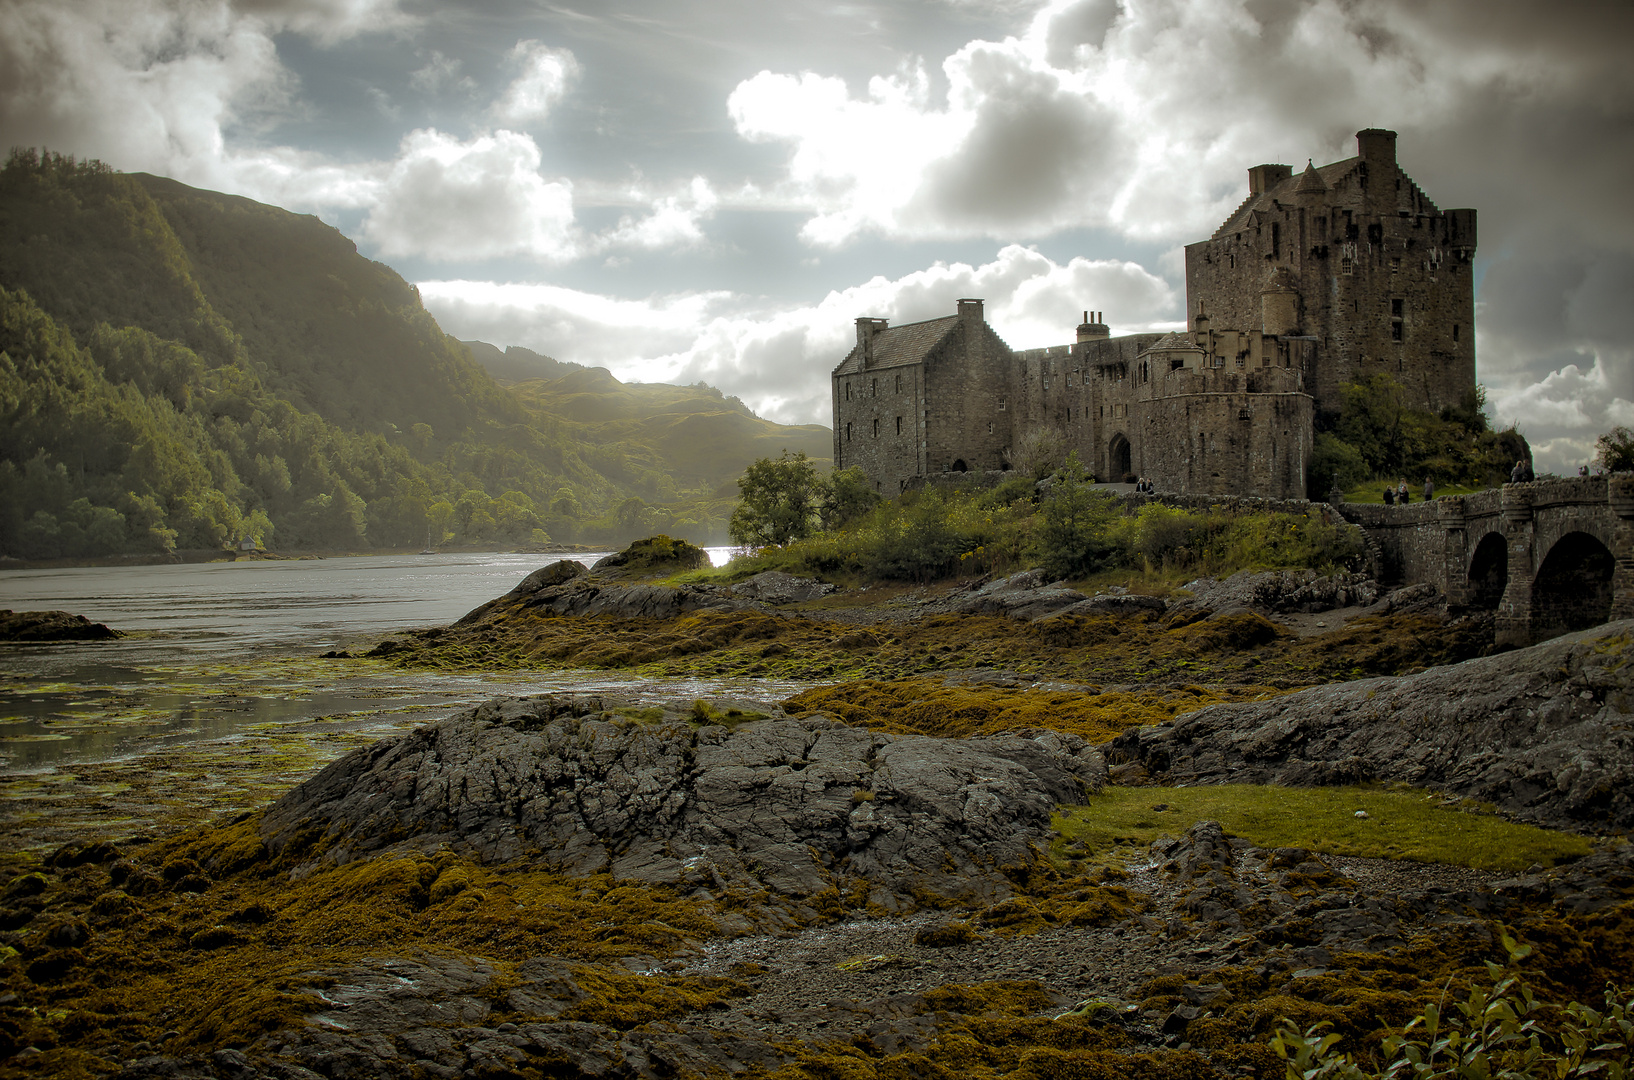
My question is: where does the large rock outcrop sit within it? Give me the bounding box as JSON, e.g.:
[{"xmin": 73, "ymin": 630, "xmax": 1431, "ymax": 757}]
[
  {"xmin": 1110, "ymin": 621, "xmax": 1634, "ymax": 831},
  {"xmin": 259, "ymin": 697, "xmax": 1106, "ymax": 909},
  {"xmin": 0, "ymin": 610, "xmax": 121, "ymax": 641},
  {"xmin": 949, "ymin": 571, "xmax": 1166, "ymax": 622}
]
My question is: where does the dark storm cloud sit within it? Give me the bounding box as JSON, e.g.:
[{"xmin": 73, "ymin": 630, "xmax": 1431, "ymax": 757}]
[
  {"xmin": 0, "ymin": 0, "xmax": 1627, "ymax": 459},
  {"xmin": 910, "ymin": 44, "xmax": 1125, "ymax": 233}
]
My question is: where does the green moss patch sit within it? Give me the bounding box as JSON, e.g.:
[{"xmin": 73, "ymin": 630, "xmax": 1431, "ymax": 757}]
[
  {"xmin": 1054, "ymin": 784, "xmax": 1594, "ymax": 872},
  {"xmin": 782, "ymin": 678, "xmax": 1284, "ymax": 743}
]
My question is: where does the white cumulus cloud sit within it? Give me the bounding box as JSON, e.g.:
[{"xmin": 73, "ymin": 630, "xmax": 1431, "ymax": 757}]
[
  {"xmin": 420, "ymin": 245, "xmax": 1176, "ymax": 424},
  {"xmin": 361, "ymin": 129, "xmax": 579, "ymax": 262},
  {"xmin": 489, "ymin": 40, "xmax": 578, "ymax": 127}
]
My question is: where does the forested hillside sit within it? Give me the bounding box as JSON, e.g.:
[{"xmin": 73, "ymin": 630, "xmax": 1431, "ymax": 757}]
[{"xmin": 0, "ymin": 150, "xmax": 829, "ymax": 559}]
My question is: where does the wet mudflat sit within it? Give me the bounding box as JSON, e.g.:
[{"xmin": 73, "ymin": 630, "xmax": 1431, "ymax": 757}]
[{"xmin": 0, "ymin": 549, "xmax": 792, "ymax": 852}]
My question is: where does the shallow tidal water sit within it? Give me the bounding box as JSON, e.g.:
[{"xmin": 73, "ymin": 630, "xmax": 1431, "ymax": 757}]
[{"xmin": 0, "ymin": 548, "xmax": 784, "ymax": 776}]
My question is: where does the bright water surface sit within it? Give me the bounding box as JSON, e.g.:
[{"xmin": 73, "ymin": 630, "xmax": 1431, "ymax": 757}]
[{"xmin": 0, "ymin": 548, "xmax": 803, "ymax": 772}]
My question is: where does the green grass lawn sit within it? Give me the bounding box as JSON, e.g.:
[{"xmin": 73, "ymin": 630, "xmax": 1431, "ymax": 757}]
[
  {"xmin": 1338, "ymin": 480, "xmax": 1495, "ymax": 505},
  {"xmin": 1055, "ymin": 784, "xmax": 1594, "ymax": 872}
]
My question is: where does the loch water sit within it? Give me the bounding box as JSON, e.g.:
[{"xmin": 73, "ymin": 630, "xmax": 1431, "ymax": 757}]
[{"xmin": 0, "ymin": 549, "xmax": 788, "ymax": 772}]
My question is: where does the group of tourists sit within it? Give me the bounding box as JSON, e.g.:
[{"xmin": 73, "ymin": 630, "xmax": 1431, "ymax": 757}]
[
  {"xmin": 1383, "ymin": 477, "xmax": 1436, "ymax": 505},
  {"xmin": 1132, "ymin": 477, "xmax": 1156, "ymax": 494}
]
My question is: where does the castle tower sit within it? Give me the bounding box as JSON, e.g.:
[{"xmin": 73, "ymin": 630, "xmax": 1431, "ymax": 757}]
[{"xmin": 1183, "ymin": 127, "xmax": 1476, "ymax": 418}]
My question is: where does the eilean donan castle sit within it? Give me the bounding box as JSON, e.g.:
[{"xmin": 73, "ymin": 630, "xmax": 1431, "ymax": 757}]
[{"xmin": 831, "ymin": 128, "xmax": 1477, "ymax": 499}]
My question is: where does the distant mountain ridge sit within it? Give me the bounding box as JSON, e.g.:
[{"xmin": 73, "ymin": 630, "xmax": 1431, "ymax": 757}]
[{"xmin": 0, "ymin": 149, "xmax": 828, "ymax": 558}]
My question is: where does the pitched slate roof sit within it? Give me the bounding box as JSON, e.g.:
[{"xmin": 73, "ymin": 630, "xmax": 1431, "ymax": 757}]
[
  {"xmin": 1137, "ymin": 331, "xmax": 1204, "ymax": 357},
  {"xmin": 832, "ymin": 315, "xmax": 959, "ymax": 376}
]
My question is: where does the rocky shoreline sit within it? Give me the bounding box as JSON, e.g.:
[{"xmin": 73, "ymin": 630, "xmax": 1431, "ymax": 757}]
[{"xmin": 2, "ymin": 556, "xmax": 1631, "ymax": 1079}]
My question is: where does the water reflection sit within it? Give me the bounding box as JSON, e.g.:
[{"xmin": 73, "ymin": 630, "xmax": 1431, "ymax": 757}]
[{"xmin": 0, "ymin": 547, "xmax": 758, "ymax": 769}]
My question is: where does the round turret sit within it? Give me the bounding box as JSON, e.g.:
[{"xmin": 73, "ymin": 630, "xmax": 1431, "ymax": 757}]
[
  {"xmin": 1294, "ymin": 159, "xmax": 1327, "ymax": 201},
  {"xmin": 1260, "ymin": 265, "xmax": 1300, "ymax": 336}
]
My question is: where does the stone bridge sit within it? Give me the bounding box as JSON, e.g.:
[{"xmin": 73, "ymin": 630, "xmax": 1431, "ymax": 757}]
[{"xmin": 1337, "ymin": 475, "xmax": 1634, "ymax": 647}]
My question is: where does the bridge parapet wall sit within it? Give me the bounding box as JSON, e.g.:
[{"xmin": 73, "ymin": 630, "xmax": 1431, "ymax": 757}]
[{"xmin": 1335, "ymin": 499, "xmax": 1448, "ymax": 587}]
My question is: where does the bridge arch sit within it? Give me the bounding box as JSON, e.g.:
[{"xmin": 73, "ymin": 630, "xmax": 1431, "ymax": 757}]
[
  {"xmin": 1466, "ymin": 530, "xmax": 1508, "ymax": 610},
  {"xmin": 1531, "ymin": 530, "xmax": 1616, "ymax": 641}
]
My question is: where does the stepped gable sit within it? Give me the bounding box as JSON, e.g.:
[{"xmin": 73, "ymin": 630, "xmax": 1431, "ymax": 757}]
[
  {"xmin": 1211, "ymin": 158, "xmax": 1361, "ymax": 239},
  {"xmin": 832, "ymin": 315, "xmax": 958, "ymax": 375},
  {"xmin": 1210, "ymin": 153, "xmax": 1441, "ymax": 241}
]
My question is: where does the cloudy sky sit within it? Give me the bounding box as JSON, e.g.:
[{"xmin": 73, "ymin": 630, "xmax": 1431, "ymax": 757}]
[{"xmin": 4, "ymin": 0, "xmax": 1631, "ymax": 472}]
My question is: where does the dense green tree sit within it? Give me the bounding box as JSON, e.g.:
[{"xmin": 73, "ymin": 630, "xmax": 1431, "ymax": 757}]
[
  {"xmin": 819, "ymin": 466, "xmax": 881, "ymax": 530},
  {"xmin": 1596, "ymin": 426, "xmax": 1634, "ymax": 472},
  {"xmin": 1309, "ymin": 374, "xmax": 1527, "ymax": 495},
  {"xmin": 729, "ymin": 451, "xmax": 825, "ymax": 548},
  {"xmin": 1033, "ymin": 452, "xmax": 1116, "ymax": 579}
]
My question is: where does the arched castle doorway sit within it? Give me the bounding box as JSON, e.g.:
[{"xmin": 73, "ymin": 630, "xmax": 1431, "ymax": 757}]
[
  {"xmin": 1531, "ymin": 531, "xmax": 1615, "ymax": 641},
  {"xmin": 1108, "ymin": 434, "xmax": 1131, "ymax": 482}
]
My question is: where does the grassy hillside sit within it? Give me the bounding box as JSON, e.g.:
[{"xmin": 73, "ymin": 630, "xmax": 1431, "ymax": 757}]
[
  {"xmin": 460, "ymin": 340, "xmax": 583, "ymax": 384},
  {"xmin": 0, "ymin": 149, "xmax": 830, "ymax": 558},
  {"xmin": 509, "ymin": 369, "xmax": 831, "ymax": 490}
]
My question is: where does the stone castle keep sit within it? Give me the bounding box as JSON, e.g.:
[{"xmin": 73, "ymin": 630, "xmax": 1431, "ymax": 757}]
[{"xmin": 831, "ymin": 129, "xmax": 1478, "ymax": 498}]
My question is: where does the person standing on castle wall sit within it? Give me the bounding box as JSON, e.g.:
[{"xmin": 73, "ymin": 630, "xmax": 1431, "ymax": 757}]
[
  {"xmin": 1397, "ymin": 479, "xmax": 1410, "ymax": 504},
  {"xmin": 1383, "ymin": 486, "xmax": 1394, "ymax": 505},
  {"xmin": 1423, "ymin": 476, "xmax": 1434, "ymax": 502}
]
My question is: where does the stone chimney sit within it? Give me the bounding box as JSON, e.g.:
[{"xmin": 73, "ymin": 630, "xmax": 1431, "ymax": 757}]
[
  {"xmin": 1356, "ymin": 128, "xmax": 1397, "ymax": 210},
  {"xmin": 956, "ymin": 298, "xmax": 985, "ymax": 325},
  {"xmin": 1356, "ymin": 128, "xmax": 1397, "ymax": 169},
  {"xmin": 1077, "ymin": 310, "xmax": 1110, "ymax": 343},
  {"xmin": 1248, "ymin": 163, "xmax": 1293, "ymax": 196},
  {"xmin": 855, "ymin": 317, "xmax": 888, "ymax": 368}
]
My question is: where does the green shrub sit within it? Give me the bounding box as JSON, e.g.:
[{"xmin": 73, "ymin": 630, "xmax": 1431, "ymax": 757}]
[{"xmin": 1269, "ymin": 936, "xmax": 1632, "ymax": 1079}]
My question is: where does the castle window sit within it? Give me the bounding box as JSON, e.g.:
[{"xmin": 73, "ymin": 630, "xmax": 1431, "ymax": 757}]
[
  {"xmin": 845, "ymin": 382, "xmax": 852, "ymax": 401},
  {"xmin": 988, "ymin": 421, "xmax": 993, "ymax": 434},
  {"xmin": 845, "ymin": 422, "xmax": 852, "ymax": 441},
  {"xmin": 1390, "ymin": 257, "xmax": 1401, "ymax": 274},
  {"xmin": 895, "ymin": 416, "xmax": 902, "ymax": 436},
  {"xmin": 1391, "ymin": 298, "xmax": 1405, "ymax": 342},
  {"xmin": 997, "ymin": 397, "xmax": 1006, "ymax": 411},
  {"xmin": 1453, "ymin": 324, "xmax": 1460, "ymax": 342},
  {"xmin": 871, "ymin": 378, "xmax": 877, "ymax": 397},
  {"xmin": 895, "ymin": 373, "xmax": 902, "ymax": 393},
  {"xmin": 1228, "ymin": 253, "xmax": 1236, "ymax": 269},
  {"xmin": 872, "ymin": 418, "xmax": 879, "ymax": 437},
  {"xmin": 1340, "ymin": 257, "xmax": 1353, "ymax": 275}
]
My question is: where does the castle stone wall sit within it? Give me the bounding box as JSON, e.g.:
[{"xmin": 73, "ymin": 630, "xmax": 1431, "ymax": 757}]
[{"xmin": 833, "ymin": 359, "xmax": 925, "ymax": 494}]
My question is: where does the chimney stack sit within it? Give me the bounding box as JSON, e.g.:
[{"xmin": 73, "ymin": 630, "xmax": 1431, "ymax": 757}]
[
  {"xmin": 855, "ymin": 317, "xmax": 888, "ymax": 367},
  {"xmin": 1077, "ymin": 309, "xmax": 1110, "ymax": 343}
]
